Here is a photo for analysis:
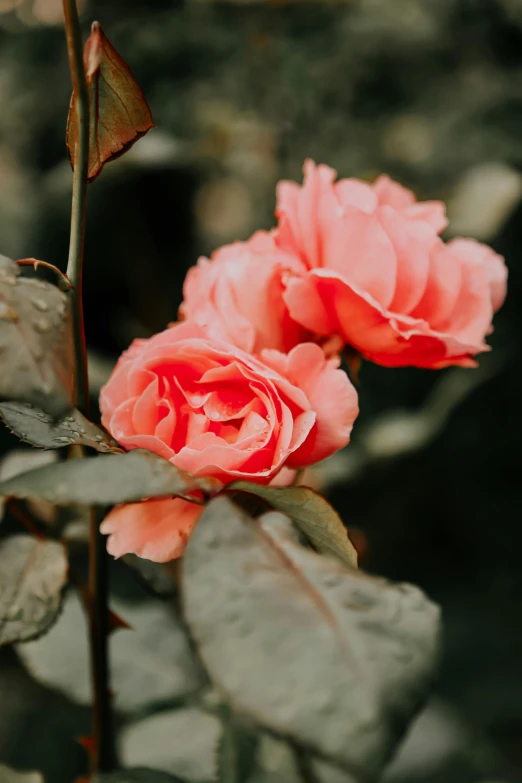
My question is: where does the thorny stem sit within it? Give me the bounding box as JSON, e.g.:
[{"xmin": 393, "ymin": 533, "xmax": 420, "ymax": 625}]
[{"xmin": 62, "ymin": 0, "xmax": 114, "ymax": 774}]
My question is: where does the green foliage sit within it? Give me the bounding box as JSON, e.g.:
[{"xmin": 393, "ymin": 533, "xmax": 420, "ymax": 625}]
[
  {"xmin": 0, "ymin": 402, "xmax": 120, "ymax": 452},
  {"xmin": 93, "ymin": 771, "xmax": 186, "ymax": 783},
  {"xmin": 0, "ymin": 255, "xmax": 74, "ymax": 418},
  {"xmin": 182, "ymin": 497, "xmax": 441, "ymax": 780},
  {"xmin": 17, "ymin": 590, "xmax": 206, "ymax": 713},
  {"xmin": 0, "ymin": 449, "xmax": 217, "ymax": 506},
  {"xmin": 0, "ymin": 764, "xmax": 43, "ymax": 782},
  {"xmin": 120, "ymin": 707, "xmax": 221, "ymax": 782},
  {"xmin": 0, "ymin": 535, "xmax": 68, "ymax": 646},
  {"xmin": 228, "ymin": 482, "xmax": 358, "ymax": 568}
]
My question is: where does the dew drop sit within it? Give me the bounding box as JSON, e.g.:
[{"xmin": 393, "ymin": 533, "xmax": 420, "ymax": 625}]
[
  {"xmin": 323, "ymin": 574, "xmax": 341, "ymax": 589},
  {"xmin": 33, "ymin": 318, "xmax": 51, "ymax": 333},
  {"xmin": 31, "ymin": 298, "xmax": 49, "ymax": 312}
]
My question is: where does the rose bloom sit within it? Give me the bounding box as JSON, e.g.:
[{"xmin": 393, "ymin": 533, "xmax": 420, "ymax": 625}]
[
  {"xmin": 275, "ymin": 160, "xmax": 507, "ymax": 368},
  {"xmin": 99, "ymin": 322, "xmax": 358, "ymax": 561},
  {"xmin": 180, "ymin": 230, "xmax": 309, "ymax": 354}
]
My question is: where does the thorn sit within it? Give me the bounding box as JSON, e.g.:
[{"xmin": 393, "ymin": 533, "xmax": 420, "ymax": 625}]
[
  {"xmin": 16, "ymin": 258, "xmax": 73, "ymax": 292},
  {"xmin": 108, "ymin": 608, "xmax": 132, "ymax": 633},
  {"xmin": 77, "ymin": 735, "xmax": 95, "ymax": 752}
]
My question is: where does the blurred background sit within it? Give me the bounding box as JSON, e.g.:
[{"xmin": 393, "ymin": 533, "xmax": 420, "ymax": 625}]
[{"xmin": 0, "ymin": 0, "xmax": 521, "ymax": 781}]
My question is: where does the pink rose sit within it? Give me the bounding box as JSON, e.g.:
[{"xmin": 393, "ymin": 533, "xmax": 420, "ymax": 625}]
[
  {"xmin": 99, "ymin": 322, "xmax": 358, "ymax": 560},
  {"xmin": 180, "ymin": 230, "xmax": 309, "ymax": 354},
  {"xmin": 101, "ymin": 497, "xmax": 202, "ymax": 562},
  {"xmin": 275, "ymin": 160, "xmax": 507, "ymax": 368}
]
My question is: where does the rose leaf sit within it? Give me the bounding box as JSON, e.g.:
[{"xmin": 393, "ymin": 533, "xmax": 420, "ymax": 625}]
[
  {"xmin": 0, "ymin": 401, "xmax": 121, "ymax": 453},
  {"xmin": 0, "ymin": 764, "xmax": 44, "ymax": 783},
  {"xmin": 0, "ymin": 534, "xmax": 68, "ymax": 646},
  {"xmin": 67, "ymin": 22, "xmax": 154, "ymax": 183},
  {"xmin": 228, "ymin": 481, "xmax": 358, "ymax": 568},
  {"xmin": 182, "ymin": 497, "xmax": 441, "ymax": 780},
  {"xmin": 0, "ymin": 255, "xmax": 74, "ymax": 417},
  {"xmin": 0, "ymin": 449, "xmax": 219, "ymax": 506}
]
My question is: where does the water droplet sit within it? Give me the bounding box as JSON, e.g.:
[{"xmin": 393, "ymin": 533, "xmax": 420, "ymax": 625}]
[
  {"xmin": 323, "ymin": 574, "xmax": 341, "ymax": 589},
  {"xmin": 1, "ymin": 274, "xmax": 17, "ymax": 286},
  {"xmin": 31, "ymin": 298, "xmax": 49, "ymax": 312},
  {"xmin": 33, "ymin": 318, "xmax": 51, "ymax": 333},
  {"xmin": 53, "ymin": 436, "xmax": 73, "ymax": 444},
  {"xmin": 6, "ymin": 604, "xmax": 22, "ymax": 621},
  {"xmin": 94, "ymin": 434, "xmax": 104, "ymax": 442}
]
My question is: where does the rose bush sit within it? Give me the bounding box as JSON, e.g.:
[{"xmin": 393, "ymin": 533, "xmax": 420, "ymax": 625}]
[
  {"xmin": 275, "ymin": 160, "xmax": 507, "ymax": 368},
  {"xmin": 180, "ymin": 230, "xmax": 309, "ymax": 354},
  {"xmin": 99, "ymin": 321, "xmax": 358, "ymax": 559}
]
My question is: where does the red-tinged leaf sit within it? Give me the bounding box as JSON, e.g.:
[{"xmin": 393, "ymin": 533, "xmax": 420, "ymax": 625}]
[{"xmin": 67, "ymin": 21, "xmax": 155, "ymax": 183}]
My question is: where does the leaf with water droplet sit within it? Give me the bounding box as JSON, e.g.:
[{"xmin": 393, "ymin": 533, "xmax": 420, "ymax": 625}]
[
  {"xmin": 228, "ymin": 482, "xmax": 358, "ymax": 568},
  {"xmin": 0, "ymin": 401, "xmax": 121, "ymax": 453},
  {"xmin": 0, "ymin": 449, "xmax": 219, "ymax": 506},
  {"xmin": 0, "ymin": 764, "xmax": 44, "ymax": 782},
  {"xmin": 182, "ymin": 498, "xmax": 441, "ymax": 779},
  {"xmin": 0, "ymin": 255, "xmax": 74, "ymax": 417},
  {"xmin": 0, "ymin": 534, "xmax": 68, "ymax": 646},
  {"xmin": 67, "ymin": 22, "xmax": 154, "ymax": 183}
]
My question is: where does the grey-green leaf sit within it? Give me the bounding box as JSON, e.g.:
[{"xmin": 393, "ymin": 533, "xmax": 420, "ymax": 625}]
[
  {"xmin": 17, "ymin": 591, "xmax": 206, "ymax": 712},
  {"xmin": 0, "ymin": 764, "xmax": 44, "ymax": 783},
  {"xmin": 182, "ymin": 497, "xmax": 441, "ymax": 780},
  {"xmin": 0, "ymin": 449, "xmax": 218, "ymax": 505},
  {"xmin": 120, "ymin": 707, "xmax": 222, "ymax": 782},
  {"xmin": 0, "ymin": 401, "xmax": 121, "ymax": 452},
  {"xmin": 0, "ymin": 535, "xmax": 68, "ymax": 646},
  {"xmin": 93, "ymin": 770, "xmax": 187, "ymax": 783},
  {"xmin": 228, "ymin": 482, "xmax": 358, "ymax": 568},
  {"xmin": 0, "ymin": 255, "xmax": 74, "ymax": 417}
]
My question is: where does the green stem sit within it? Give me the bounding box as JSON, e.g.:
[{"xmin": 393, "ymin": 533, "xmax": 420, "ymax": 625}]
[
  {"xmin": 62, "ymin": 0, "xmax": 114, "ymax": 773},
  {"xmin": 63, "ymin": 0, "xmax": 89, "ymax": 415}
]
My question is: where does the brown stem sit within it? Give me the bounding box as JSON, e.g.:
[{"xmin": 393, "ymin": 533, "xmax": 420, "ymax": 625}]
[
  {"xmin": 62, "ymin": 0, "xmax": 114, "ymax": 773},
  {"xmin": 7, "ymin": 500, "xmax": 45, "ymax": 539}
]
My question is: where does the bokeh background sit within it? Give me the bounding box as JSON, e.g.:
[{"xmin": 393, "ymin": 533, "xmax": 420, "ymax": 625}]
[{"xmin": 0, "ymin": 0, "xmax": 521, "ymax": 781}]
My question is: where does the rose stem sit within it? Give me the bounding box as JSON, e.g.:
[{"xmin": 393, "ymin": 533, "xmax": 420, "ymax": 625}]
[{"xmin": 62, "ymin": 0, "xmax": 114, "ymax": 773}]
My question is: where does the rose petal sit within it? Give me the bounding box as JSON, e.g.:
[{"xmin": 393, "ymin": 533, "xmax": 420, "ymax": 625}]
[{"xmin": 100, "ymin": 497, "xmax": 202, "ymax": 562}]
